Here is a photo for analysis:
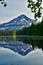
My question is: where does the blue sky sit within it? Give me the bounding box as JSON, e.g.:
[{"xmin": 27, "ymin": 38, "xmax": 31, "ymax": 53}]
[{"xmin": 0, "ymin": 0, "xmax": 43, "ymax": 24}]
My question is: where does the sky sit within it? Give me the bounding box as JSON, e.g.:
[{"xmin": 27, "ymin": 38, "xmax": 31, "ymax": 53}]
[{"xmin": 0, "ymin": 0, "xmax": 43, "ymax": 24}]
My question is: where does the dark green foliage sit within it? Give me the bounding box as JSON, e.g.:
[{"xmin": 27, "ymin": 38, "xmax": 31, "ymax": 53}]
[
  {"xmin": 0, "ymin": 30, "xmax": 16, "ymax": 41},
  {"xmin": 0, "ymin": 30, "xmax": 13, "ymax": 36},
  {"xmin": 16, "ymin": 20, "xmax": 43, "ymax": 50},
  {"xmin": 16, "ymin": 19, "xmax": 43, "ymax": 50},
  {"xmin": 17, "ymin": 19, "xmax": 43, "ymax": 36},
  {"xmin": 27, "ymin": 0, "xmax": 43, "ymax": 21}
]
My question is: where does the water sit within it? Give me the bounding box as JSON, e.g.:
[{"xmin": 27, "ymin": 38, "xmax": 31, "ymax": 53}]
[
  {"xmin": 0, "ymin": 40, "xmax": 43, "ymax": 65},
  {"xmin": 0, "ymin": 47, "xmax": 43, "ymax": 65}
]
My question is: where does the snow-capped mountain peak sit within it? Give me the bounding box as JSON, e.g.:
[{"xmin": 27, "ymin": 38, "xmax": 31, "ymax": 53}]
[{"xmin": 0, "ymin": 14, "xmax": 34, "ymax": 30}]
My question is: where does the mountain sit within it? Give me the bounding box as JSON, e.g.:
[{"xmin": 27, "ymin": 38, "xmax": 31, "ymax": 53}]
[
  {"xmin": 0, "ymin": 41, "xmax": 33, "ymax": 56},
  {"xmin": 0, "ymin": 14, "xmax": 34, "ymax": 30}
]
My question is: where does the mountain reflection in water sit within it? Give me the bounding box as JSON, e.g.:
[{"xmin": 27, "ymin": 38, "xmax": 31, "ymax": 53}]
[
  {"xmin": 0, "ymin": 41, "xmax": 33, "ymax": 56},
  {"xmin": 0, "ymin": 36, "xmax": 43, "ymax": 65},
  {"xmin": 0, "ymin": 47, "xmax": 43, "ymax": 65},
  {"xmin": 0, "ymin": 36, "xmax": 43, "ymax": 50}
]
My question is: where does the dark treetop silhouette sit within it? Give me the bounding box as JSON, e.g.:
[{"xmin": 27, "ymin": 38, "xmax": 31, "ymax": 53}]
[
  {"xmin": 0, "ymin": 0, "xmax": 7, "ymax": 7},
  {"xmin": 0, "ymin": 0, "xmax": 43, "ymax": 21},
  {"xmin": 27, "ymin": 0, "xmax": 43, "ymax": 21}
]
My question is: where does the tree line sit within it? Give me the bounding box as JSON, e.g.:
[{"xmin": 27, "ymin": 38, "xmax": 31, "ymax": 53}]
[{"xmin": 17, "ymin": 19, "xmax": 43, "ymax": 36}]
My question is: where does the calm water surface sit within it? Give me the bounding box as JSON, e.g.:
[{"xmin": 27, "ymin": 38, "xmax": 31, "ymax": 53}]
[{"xmin": 0, "ymin": 41, "xmax": 43, "ymax": 65}]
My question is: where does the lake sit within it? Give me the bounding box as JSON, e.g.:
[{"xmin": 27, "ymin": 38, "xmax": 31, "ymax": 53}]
[{"xmin": 0, "ymin": 37, "xmax": 43, "ymax": 65}]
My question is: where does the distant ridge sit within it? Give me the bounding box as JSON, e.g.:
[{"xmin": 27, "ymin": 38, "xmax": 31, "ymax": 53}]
[{"xmin": 0, "ymin": 14, "xmax": 34, "ymax": 30}]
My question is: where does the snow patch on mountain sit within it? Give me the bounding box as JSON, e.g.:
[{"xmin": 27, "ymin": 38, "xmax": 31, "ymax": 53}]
[{"xmin": 0, "ymin": 14, "xmax": 34, "ymax": 30}]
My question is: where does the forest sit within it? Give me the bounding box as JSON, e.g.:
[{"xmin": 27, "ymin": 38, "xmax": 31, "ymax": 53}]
[
  {"xmin": 16, "ymin": 19, "xmax": 43, "ymax": 50},
  {"xmin": 17, "ymin": 19, "xmax": 43, "ymax": 36}
]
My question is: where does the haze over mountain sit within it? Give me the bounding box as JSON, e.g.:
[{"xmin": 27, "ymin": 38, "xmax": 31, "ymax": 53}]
[{"xmin": 0, "ymin": 14, "xmax": 34, "ymax": 30}]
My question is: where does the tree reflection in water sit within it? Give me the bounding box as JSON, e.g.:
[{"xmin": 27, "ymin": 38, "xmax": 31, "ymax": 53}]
[
  {"xmin": 16, "ymin": 36, "xmax": 43, "ymax": 50},
  {"xmin": 0, "ymin": 36, "xmax": 43, "ymax": 50}
]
